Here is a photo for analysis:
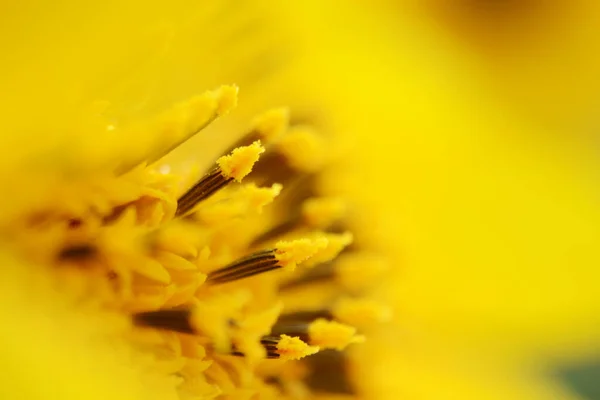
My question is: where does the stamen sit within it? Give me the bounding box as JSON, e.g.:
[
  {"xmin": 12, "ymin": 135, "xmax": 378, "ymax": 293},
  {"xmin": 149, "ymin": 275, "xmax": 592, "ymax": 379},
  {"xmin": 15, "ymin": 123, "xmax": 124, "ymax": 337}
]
[
  {"xmin": 175, "ymin": 168, "xmax": 233, "ymax": 217},
  {"xmin": 250, "ymin": 218, "xmax": 300, "ymax": 248},
  {"xmin": 269, "ymin": 323, "xmax": 310, "ymax": 343},
  {"xmin": 267, "ymin": 335, "xmax": 320, "ymax": 360},
  {"xmin": 148, "ymin": 85, "xmax": 238, "ymax": 165},
  {"xmin": 230, "ymin": 335, "xmax": 319, "ymax": 360},
  {"xmin": 207, "ymin": 249, "xmax": 279, "ymax": 284},
  {"xmin": 175, "ymin": 141, "xmax": 265, "ymax": 217},
  {"xmin": 207, "ymin": 238, "xmax": 328, "ymax": 284},
  {"xmin": 301, "ymin": 232, "xmax": 353, "ymax": 269},
  {"xmin": 132, "ymin": 308, "xmax": 196, "ymax": 334},
  {"xmin": 221, "ymin": 107, "xmax": 289, "ymax": 155},
  {"xmin": 117, "ymin": 85, "xmax": 238, "ymax": 174},
  {"xmin": 194, "ymin": 183, "xmax": 282, "ymax": 226},
  {"xmin": 275, "ymin": 237, "xmax": 329, "ymax": 271},
  {"xmin": 307, "ymin": 319, "xmax": 364, "ymax": 351},
  {"xmin": 269, "ymin": 318, "xmax": 364, "ymax": 351},
  {"xmin": 249, "ymin": 126, "xmax": 325, "ymax": 186},
  {"xmin": 57, "ymin": 244, "xmax": 98, "ymax": 261},
  {"xmin": 281, "ymin": 252, "xmax": 388, "ymax": 292}
]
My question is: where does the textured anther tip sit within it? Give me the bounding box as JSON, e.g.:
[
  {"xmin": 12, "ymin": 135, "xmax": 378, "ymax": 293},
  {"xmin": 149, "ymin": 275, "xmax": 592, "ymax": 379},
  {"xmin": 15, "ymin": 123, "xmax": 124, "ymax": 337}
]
[
  {"xmin": 176, "ymin": 141, "xmax": 266, "ymax": 217},
  {"xmin": 308, "ymin": 319, "xmax": 365, "ymax": 351},
  {"xmin": 276, "ymin": 334, "xmax": 320, "ymax": 361},
  {"xmin": 242, "ymin": 183, "xmax": 282, "ymax": 213},
  {"xmin": 217, "ymin": 141, "xmax": 265, "ymax": 182},
  {"xmin": 274, "ymin": 237, "xmax": 329, "ymax": 272},
  {"xmin": 250, "ymin": 107, "xmax": 290, "ymax": 143},
  {"xmin": 301, "ymin": 232, "xmax": 353, "ymax": 268},
  {"xmin": 215, "ymin": 84, "xmax": 239, "ymax": 116}
]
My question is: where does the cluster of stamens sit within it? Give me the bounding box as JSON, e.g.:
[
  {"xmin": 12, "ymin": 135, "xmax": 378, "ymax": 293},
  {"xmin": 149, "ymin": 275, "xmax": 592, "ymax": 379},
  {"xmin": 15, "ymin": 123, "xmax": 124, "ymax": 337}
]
[{"xmin": 7, "ymin": 85, "xmax": 390, "ymax": 398}]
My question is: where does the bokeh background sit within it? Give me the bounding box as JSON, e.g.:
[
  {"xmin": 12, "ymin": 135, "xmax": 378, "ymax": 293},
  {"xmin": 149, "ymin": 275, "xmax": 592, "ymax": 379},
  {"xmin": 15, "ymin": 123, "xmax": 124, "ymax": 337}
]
[{"xmin": 1, "ymin": 1, "xmax": 599, "ymax": 399}]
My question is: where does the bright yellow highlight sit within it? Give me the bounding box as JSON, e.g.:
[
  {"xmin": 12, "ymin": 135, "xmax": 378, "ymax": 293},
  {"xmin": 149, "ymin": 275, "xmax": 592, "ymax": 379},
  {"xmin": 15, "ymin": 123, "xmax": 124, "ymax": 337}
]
[
  {"xmin": 217, "ymin": 140, "xmax": 265, "ymax": 181},
  {"xmin": 196, "ymin": 183, "xmax": 282, "ymax": 224},
  {"xmin": 301, "ymin": 231, "xmax": 353, "ymax": 268},
  {"xmin": 276, "ymin": 335, "xmax": 320, "ymax": 361},
  {"xmin": 308, "ymin": 319, "xmax": 365, "ymax": 351},
  {"xmin": 120, "ymin": 85, "xmax": 239, "ymax": 172},
  {"xmin": 274, "ymin": 237, "xmax": 329, "ymax": 271}
]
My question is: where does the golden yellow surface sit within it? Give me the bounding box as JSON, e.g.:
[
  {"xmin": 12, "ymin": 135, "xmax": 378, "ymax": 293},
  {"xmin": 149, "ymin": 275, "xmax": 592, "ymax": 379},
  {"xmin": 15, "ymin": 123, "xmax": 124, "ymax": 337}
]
[{"xmin": 1, "ymin": 1, "xmax": 600, "ymax": 400}]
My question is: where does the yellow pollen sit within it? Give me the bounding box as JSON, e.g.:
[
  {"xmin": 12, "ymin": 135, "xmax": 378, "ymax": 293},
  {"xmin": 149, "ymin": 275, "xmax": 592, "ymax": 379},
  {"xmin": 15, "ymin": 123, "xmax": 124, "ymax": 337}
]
[
  {"xmin": 217, "ymin": 141, "xmax": 265, "ymax": 182},
  {"xmin": 301, "ymin": 231, "xmax": 353, "ymax": 268},
  {"xmin": 275, "ymin": 334, "xmax": 320, "ymax": 361},
  {"xmin": 308, "ymin": 318, "xmax": 365, "ymax": 351},
  {"xmin": 242, "ymin": 183, "xmax": 282, "ymax": 213},
  {"xmin": 195, "ymin": 183, "xmax": 281, "ymax": 225},
  {"xmin": 274, "ymin": 237, "xmax": 329, "ymax": 272},
  {"xmin": 2, "ymin": 75, "xmax": 384, "ymax": 398}
]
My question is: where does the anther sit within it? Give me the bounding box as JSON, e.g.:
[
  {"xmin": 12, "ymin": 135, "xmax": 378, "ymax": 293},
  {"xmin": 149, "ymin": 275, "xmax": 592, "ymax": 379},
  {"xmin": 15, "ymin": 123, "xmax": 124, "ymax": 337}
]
[
  {"xmin": 175, "ymin": 141, "xmax": 264, "ymax": 217},
  {"xmin": 132, "ymin": 308, "xmax": 196, "ymax": 334},
  {"xmin": 232, "ymin": 334, "xmax": 319, "ymax": 360},
  {"xmin": 269, "ymin": 318, "xmax": 364, "ymax": 351},
  {"xmin": 175, "ymin": 168, "xmax": 233, "ymax": 217},
  {"xmin": 207, "ymin": 238, "xmax": 328, "ymax": 284},
  {"xmin": 206, "ymin": 249, "xmax": 280, "ymax": 284},
  {"xmin": 117, "ymin": 85, "xmax": 238, "ymax": 174}
]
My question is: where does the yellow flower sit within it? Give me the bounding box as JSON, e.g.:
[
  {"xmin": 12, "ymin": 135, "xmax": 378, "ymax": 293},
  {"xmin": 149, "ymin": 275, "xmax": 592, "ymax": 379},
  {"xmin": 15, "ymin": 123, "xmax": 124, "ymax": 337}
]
[
  {"xmin": 2, "ymin": 1, "xmax": 600, "ymax": 400},
  {"xmin": 0, "ymin": 2, "xmax": 390, "ymax": 400}
]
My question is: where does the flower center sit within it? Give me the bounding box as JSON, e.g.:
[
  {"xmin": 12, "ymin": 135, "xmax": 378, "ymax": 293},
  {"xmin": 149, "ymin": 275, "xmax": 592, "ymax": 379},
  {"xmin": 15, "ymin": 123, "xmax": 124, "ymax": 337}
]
[{"xmin": 5, "ymin": 85, "xmax": 390, "ymax": 398}]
